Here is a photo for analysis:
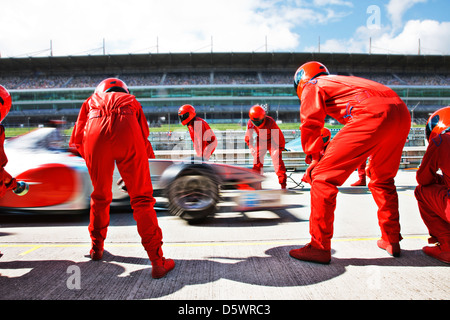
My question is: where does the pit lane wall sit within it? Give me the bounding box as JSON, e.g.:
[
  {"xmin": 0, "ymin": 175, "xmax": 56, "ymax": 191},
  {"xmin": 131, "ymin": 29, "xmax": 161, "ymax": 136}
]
[
  {"xmin": 153, "ymin": 129, "xmax": 427, "ymax": 172},
  {"xmin": 154, "ymin": 147, "xmax": 425, "ymax": 172}
]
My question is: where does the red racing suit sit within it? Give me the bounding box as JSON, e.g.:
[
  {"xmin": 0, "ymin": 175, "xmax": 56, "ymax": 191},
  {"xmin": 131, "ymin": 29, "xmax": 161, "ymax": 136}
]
[
  {"xmin": 356, "ymin": 160, "xmax": 367, "ymax": 181},
  {"xmin": 187, "ymin": 116, "xmax": 217, "ymax": 160},
  {"xmin": 415, "ymin": 132, "xmax": 450, "ymax": 246},
  {"xmin": 245, "ymin": 116, "xmax": 287, "ymax": 188},
  {"xmin": 0, "ymin": 125, "xmax": 17, "ymax": 197},
  {"xmin": 300, "ymin": 75, "xmax": 410, "ymax": 250},
  {"xmin": 69, "ymin": 92, "xmax": 164, "ymax": 261}
]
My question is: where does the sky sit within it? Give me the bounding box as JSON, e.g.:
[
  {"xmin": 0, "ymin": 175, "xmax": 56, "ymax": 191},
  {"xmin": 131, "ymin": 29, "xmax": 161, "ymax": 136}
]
[{"xmin": 0, "ymin": 0, "xmax": 449, "ymax": 58}]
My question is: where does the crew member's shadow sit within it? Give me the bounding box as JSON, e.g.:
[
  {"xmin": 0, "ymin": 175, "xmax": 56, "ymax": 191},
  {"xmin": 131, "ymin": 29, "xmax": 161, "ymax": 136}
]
[{"xmin": 1, "ymin": 245, "xmax": 444, "ymax": 299}]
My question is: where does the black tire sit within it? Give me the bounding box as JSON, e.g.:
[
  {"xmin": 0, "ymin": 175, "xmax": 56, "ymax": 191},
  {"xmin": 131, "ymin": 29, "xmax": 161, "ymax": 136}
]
[{"xmin": 167, "ymin": 171, "xmax": 219, "ymax": 223}]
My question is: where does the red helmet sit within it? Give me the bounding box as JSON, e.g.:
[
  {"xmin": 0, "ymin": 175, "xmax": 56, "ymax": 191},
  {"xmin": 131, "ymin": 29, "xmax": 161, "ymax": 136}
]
[
  {"xmin": 249, "ymin": 105, "xmax": 266, "ymax": 127},
  {"xmin": 0, "ymin": 85, "xmax": 12, "ymax": 123},
  {"xmin": 294, "ymin": 61, "xmax": 329, "ymax": 98},
  {"xmin": 95, "ymin": 78, "xmax": 129, "ymax": 94},
  {"xmin": 178, "ymin": 104, "xmax": 196, "ymax": 125},
  {"xmin": 426, "ymin": 106, "xmax": 450, "ymax": 142},
  {"xmin": 320, "ymin": 127, "xmax": 331, "ymax": 147}
]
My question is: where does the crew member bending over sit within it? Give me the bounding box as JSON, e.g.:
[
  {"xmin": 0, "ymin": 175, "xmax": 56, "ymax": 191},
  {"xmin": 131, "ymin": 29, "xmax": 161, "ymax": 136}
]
[
  {"xmin": 415, "ymin": 106, "xmax": 450, "ymax": 264},
  {"xmin": 289, "ymin": 61, "xmax": 410, "ymax": 264},
  {"xmin": 70, "ymin": 78, "xmax": 174, "ymax": 278}
]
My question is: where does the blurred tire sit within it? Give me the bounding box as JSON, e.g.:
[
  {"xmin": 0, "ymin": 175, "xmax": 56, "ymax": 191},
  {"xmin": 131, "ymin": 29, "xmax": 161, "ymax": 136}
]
[{"xmin": 167, "ymin": 171, "xmax": 219, "ymax": 223}]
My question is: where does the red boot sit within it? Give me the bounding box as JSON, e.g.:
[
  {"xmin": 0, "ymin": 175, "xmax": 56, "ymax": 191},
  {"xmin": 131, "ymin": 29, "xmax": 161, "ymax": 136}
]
[
  {"xmin": 377, "ymin": 239, "xmax": 401, "ymax": 257},
  {"xmin": 428, "ymin": 236, "xmax": 438, "ymax": 244},
  {"xmin": 351, "ymin": 178, "xmax": 366, "ymax": 186},
  {"xmin": 422, "ymin": 243, "xmax": 450, "ymax": 264},
  {"xmin": 151, "ymin": 257, "xmax": 175, "ymax": 279},
  {"xmin": 89, "ymin": 240, "xmax": 104, "ymax": 261},
  {"xmin": 289, "ymin": 243, "xmax": 331, "ymax": 264},
  {"xmin": 89, "ymin": 248, "xmax": 104, "ymax": 261}
]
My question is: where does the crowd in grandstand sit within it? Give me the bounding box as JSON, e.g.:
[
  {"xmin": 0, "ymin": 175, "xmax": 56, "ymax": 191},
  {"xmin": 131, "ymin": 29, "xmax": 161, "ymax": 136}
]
[{"xmin": 0, "ymin": 71, "xmax": 449, "ymax": 89}]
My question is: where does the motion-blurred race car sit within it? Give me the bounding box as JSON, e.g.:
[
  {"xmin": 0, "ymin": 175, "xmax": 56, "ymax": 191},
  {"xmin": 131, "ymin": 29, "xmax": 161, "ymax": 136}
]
[{"xmin": 0, "ymin": 127, "xmax": 268, "ymax": 222}]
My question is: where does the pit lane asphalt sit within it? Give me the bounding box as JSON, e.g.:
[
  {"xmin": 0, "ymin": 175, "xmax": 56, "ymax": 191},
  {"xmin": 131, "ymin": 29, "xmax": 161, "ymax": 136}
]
[{"xmin": 0, "ymin": 169, "xmax": 448, "ymax": 301}]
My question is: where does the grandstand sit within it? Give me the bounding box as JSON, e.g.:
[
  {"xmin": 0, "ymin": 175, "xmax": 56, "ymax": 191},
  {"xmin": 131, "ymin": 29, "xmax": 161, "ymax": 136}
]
[{"xmin": 0, "ymin": 52, "xmax": 449, "ymax": 126}]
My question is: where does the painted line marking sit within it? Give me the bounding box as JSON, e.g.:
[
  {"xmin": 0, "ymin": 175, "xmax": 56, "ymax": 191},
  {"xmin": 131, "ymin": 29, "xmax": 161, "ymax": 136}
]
[{"xmin": 0, "ymin": 236, "xmax": 429, "ymax": 255}]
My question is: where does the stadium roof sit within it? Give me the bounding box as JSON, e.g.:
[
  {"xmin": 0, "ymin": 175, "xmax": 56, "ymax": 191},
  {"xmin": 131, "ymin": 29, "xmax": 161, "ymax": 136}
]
[{"xmin": 0, "ymin": 52, "xmax": 449, "ymax": 75}]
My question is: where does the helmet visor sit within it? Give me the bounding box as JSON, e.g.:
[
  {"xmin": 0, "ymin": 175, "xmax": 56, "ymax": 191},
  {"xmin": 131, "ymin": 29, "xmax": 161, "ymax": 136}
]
[
  {"xmin": 105, "ymin": 86, "xmax": 129, "ymax": 94},
  {"xmin": 293, "ymin": 69, "xmax": 304, "ymax": 90},
  {"xmin": 179, "ymin": 112, "xmax": 190, "ymax": 123},
  {"xmin": 251, "ymin": 118, "xmax": 265, "ymax": 127},
  {"xmin": 426, "ymin": 114, "xmax": 440, "ymax": 141}
]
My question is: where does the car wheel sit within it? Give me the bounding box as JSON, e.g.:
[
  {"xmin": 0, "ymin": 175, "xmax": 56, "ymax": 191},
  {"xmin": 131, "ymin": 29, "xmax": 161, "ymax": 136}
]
[{"xmin": 167, "ymin": 172, "xmax": 219, "ymax": 223}]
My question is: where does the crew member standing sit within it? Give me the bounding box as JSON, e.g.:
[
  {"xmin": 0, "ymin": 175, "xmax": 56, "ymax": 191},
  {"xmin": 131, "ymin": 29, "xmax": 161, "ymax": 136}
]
[
  {"xmin": 245, "ymin": 105, "xmax": 287, "ymax": 189},
  {"xmin": 415, "ymin": 106, "xmax": 450, "ymax": 264},
  {"xmin": 0, "ymin": 85, "xmax": 29, "ymax": 258},
  {"xmin": 351, "ymin": 160, "xmax": 368, "ymax": 186},
  {"xmin": 70, "ymin": 78, "xmax": 174, "ymax": 279},
  {"xmin": 178, "ymin": 104, "xmax": 217, "ymax": 160},
  {"xmin": 289, "ymin": 61, "xmax": 410, "ymax": 264}
]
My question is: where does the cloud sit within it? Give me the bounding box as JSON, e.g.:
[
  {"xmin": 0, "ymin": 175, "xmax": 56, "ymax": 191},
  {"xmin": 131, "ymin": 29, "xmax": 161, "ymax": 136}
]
[
  {"xmin": 0, "ymin": 0, "xmax": 446, "ymax": 57},
  {"xmin": 313, "ymin": 0, "xmax": 354, "ymax": 7},
  {"xmin": 386, "ymin": 0, "xmax": 428, "ymax": 31},
  {"xmin": 0, "ymin": 0, "xmax": 360, "ymax": 57},
  {"xmin": 372, "ymin": 19, "xmax": 450, "ymax": 54},
  {"xmin": 304, "ymin": 19, "xmax": 450, "ymax": 55},
  {"xmin": 0, "ymin": 0, "xmax": 304, "ymax": 56},
  {"xmin": 303, "ymin": 0, "xmax": 449, "ymax": 55}
]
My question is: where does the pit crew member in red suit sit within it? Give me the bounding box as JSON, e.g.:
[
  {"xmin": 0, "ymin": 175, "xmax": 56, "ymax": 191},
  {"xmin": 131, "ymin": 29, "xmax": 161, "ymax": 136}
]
[
  {"xmin": 415, "ymin": 106, "xmax": 450, "ymax": 264},
  {"xmin": 69, "ymin": 78, "xmax": 174, "ymax": 278},
  {"xmin": 245, "ymin": 105, "xmax": 287, "ymax": 189},
  {"xmin": 178, "ymin": 104, "xmax": 217, "ymax": 160},
  {"xmin": 289, "ymin": 61, "xmax": 410, "ymax": 264},
  {"xmin": 351, "ymin": 160, "xmax": 368, "ymax": 186},
  {"xmin": 0, "ymin": 85, "xmax": 29, "ymax": 258}
]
